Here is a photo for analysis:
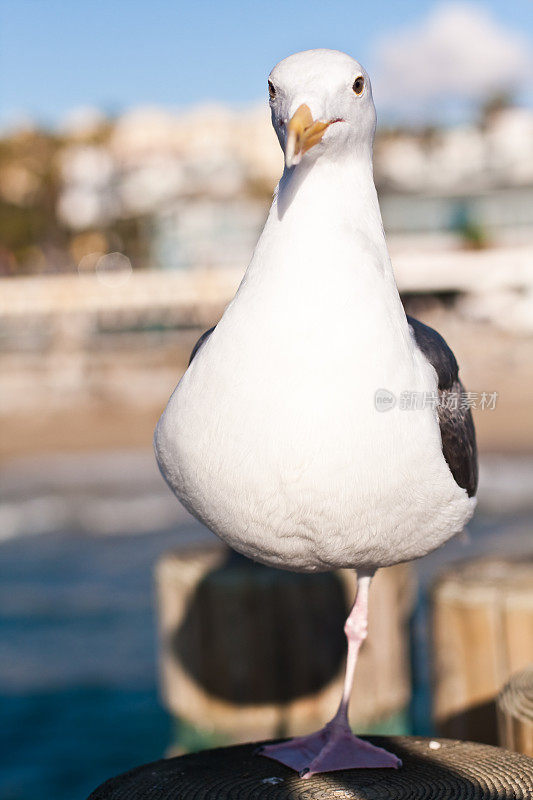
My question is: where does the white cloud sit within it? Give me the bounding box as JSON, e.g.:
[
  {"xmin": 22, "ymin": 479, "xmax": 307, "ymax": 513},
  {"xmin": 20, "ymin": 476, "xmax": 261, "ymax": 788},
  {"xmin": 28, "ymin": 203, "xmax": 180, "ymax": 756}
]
[{"xmin": 371, "ymin": 3, "xmax": 531, "ymax": 120}]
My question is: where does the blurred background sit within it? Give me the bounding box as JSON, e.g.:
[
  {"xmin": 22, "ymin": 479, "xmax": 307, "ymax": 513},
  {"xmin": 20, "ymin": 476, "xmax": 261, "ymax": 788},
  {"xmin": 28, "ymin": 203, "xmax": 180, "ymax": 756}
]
[{"xmin": 1, "ymin": 2, "xmax": 532, "ymax": 799}]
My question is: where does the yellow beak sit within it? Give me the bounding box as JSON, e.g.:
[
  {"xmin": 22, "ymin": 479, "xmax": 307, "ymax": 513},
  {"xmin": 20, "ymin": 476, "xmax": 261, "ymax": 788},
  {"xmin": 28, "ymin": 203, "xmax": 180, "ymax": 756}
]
[{"xmin": 285, "ymin": 104, "xmax": 333, "ymax": 168}]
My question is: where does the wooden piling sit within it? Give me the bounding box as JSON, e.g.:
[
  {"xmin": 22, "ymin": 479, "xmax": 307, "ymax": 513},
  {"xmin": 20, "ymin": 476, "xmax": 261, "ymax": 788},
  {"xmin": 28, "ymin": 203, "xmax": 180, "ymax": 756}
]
[
  {"xmin": 155, "ymin": 543, "xmax": 414, "ymax": 743},
  {"xmin": 431, "ymin": 556, "xmax": 533, "ymax": 744},
  {"xmin": 497, "ymin": 665, "xmax": 533, "ymax": 757},
  {"xmin": 87, "ymin": 736, "xmax": 533, "ymax": 799}
]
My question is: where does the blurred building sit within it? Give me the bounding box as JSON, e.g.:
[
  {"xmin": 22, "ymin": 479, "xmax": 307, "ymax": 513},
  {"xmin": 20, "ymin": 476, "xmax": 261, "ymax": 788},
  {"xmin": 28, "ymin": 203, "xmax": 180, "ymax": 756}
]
[{"xmin": 2, "ymin": 101, "xmax": 533, "ymax": 278}]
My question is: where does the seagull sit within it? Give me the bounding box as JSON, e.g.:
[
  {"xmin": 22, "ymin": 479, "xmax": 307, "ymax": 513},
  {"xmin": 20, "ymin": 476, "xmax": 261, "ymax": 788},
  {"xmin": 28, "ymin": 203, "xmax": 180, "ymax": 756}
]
[{"xmin": 155, "ymin": 49, "xmax": 477, "ymax": 777}]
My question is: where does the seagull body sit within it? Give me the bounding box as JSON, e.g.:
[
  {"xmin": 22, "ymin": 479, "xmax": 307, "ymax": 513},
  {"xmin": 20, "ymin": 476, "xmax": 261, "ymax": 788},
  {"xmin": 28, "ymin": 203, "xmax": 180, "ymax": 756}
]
[{"xmin": 155, "ymin": 49, "xmax": 477, "ymax": 776}]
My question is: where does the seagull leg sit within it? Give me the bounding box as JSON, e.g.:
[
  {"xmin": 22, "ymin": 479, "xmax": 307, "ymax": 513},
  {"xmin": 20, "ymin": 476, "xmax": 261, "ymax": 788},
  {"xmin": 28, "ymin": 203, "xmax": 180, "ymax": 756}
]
[{"xmin": 259, "ymin": 568, "xmax": 402, "ymax": 777}]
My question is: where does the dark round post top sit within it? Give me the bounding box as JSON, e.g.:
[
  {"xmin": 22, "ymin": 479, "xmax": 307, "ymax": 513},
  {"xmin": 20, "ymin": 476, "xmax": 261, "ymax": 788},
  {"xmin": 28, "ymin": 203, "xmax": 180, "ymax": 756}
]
[{"xmin": 88, "ymin": 736, "xmax": 533, "ymax": 799}]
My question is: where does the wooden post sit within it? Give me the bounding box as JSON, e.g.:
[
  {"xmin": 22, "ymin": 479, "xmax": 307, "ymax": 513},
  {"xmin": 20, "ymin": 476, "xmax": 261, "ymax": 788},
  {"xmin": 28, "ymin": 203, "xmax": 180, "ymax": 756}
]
[
  {"xmin": 431, "ymin": 556, "xmax": 533, "ymax": 745},
  {"xmin": 87, "ymin": 736, "xmax": 533, "ymax": 799},
  {"xmin": 155, "ymin": 542, "xmax": 414, "ymax": 744},
  {"xmin": 497, "ymin": 665, "xmax": 533, "ymax": 757}
]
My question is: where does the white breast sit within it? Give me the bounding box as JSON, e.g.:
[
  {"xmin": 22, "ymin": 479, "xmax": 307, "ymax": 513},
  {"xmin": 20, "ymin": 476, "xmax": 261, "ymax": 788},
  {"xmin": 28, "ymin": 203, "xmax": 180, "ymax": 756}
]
[
  {"xmin": 156, "ymin": 263, "xmax": 473, "ymax": 572},
  {"xmin": 155, "ymin": 161, "xmax": 475, "ymax": 572}
]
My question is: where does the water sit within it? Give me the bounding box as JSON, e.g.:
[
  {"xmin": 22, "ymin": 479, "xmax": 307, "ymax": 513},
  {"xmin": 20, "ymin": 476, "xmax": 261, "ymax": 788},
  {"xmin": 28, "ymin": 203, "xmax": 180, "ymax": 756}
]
[{"xmin": 0, "ymin": 529, "xmax": 180, "ymax": 800}]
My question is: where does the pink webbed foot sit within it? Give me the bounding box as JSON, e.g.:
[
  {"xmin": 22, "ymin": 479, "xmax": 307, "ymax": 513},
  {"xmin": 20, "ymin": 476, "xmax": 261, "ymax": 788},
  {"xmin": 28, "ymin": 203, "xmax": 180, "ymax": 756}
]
[{"xmin": 258, "ymin": 721, "xmax": 402, "ymax": 778}]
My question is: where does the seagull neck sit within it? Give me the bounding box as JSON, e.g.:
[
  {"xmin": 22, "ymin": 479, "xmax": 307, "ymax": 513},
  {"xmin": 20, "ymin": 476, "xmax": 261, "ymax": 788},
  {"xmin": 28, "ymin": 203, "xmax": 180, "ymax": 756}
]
[{"xmin": 264, "ymin": 154, "xmax": 390, "ymax": 272}]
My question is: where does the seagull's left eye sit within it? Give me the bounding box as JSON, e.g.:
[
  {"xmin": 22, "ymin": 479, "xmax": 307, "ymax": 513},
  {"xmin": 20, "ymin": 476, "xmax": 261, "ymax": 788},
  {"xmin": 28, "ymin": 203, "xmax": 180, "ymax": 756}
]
[
  {"xmin": 268, "ymin": 80, "xmax": 276, "ymax": 100},
  {"xmin": 352, "ymin": 76, "xmax": 365, "ymax": 96}
]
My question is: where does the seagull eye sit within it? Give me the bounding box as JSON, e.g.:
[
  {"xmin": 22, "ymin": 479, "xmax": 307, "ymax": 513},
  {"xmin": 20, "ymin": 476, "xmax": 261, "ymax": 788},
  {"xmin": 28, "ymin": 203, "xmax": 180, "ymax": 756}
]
[
  {"xmin": 352, "ymin": 76, "xmax": 365, "ymax": 96},
  {"xmin": 268, "ymin": 80, "xmax": 276, "ymax": 100}
]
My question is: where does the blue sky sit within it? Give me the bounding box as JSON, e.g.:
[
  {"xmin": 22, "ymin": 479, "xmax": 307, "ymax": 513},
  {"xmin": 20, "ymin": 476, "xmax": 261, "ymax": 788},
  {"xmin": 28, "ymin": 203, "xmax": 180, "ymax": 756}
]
[{"xmin": 0, "ymin": 0, "xmax": 531, "ymax": 126}]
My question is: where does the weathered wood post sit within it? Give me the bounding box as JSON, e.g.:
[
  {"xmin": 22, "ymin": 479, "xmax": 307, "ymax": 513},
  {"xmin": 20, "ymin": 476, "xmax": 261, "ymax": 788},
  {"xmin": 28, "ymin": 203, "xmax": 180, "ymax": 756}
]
[
  {"xmin": 155, "ymin": 541, "xmax": 414, "ymax": 744},
  {"xmin": 431, "ymin": 556, "xmax": 533, "ymax": 744},
  {"xmin": 88, "ymin": 737, "xmax": 533, "ymax": 799},
  {"xmin": 497, "ymin": 665, "xmax": 533, "ymax": 757}
]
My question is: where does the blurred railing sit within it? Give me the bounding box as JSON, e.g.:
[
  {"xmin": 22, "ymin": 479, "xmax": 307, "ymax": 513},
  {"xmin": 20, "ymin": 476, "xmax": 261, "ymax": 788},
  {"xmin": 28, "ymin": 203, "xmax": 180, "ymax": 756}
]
[{"xmin": 1, "ymin": 245, "xmax": 531, "ymax": 324}]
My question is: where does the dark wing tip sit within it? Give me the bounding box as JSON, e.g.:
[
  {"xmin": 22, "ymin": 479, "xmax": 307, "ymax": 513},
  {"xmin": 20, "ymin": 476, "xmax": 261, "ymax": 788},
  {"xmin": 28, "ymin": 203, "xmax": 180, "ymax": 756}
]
[
  {"xmin": 407, "ymin": 314, "xmax": 477, "ymax": 497},
  {"xmin": 189, "ymin": 326, "xmax": 216, "ymax": 366},
  {"xmin": 407, "ymin": 315, "xmax": 458, "ymax": 390}
]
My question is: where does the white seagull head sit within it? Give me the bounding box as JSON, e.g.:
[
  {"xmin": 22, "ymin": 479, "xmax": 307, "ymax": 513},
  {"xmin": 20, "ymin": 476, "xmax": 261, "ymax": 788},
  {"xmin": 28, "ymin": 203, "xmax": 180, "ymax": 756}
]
[{"xmin": 268, "ymin": 49, "xmax": 376, "ymax": 169}]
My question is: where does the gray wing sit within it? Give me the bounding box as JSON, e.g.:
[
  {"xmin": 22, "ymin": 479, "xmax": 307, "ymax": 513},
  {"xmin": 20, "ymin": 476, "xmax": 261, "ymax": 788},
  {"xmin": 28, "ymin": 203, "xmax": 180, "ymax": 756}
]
[
  {"xmin": 188, "ymin": 326, "xmax": 216, "ymax": 365},
  {"xmin": 407, "ymin": 315, "xmax": 478, "ymax": 497}
]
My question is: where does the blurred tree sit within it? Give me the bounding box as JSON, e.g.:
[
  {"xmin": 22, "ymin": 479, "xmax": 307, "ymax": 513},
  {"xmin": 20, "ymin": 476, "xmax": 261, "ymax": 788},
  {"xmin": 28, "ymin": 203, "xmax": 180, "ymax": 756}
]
[
  {"xmin": 0, "ymin": 130, "xmax": 68, "ymax": 273},
  {"xmin": 479, "ymin": 91, "xmax": 514, "ymax": 129}
]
